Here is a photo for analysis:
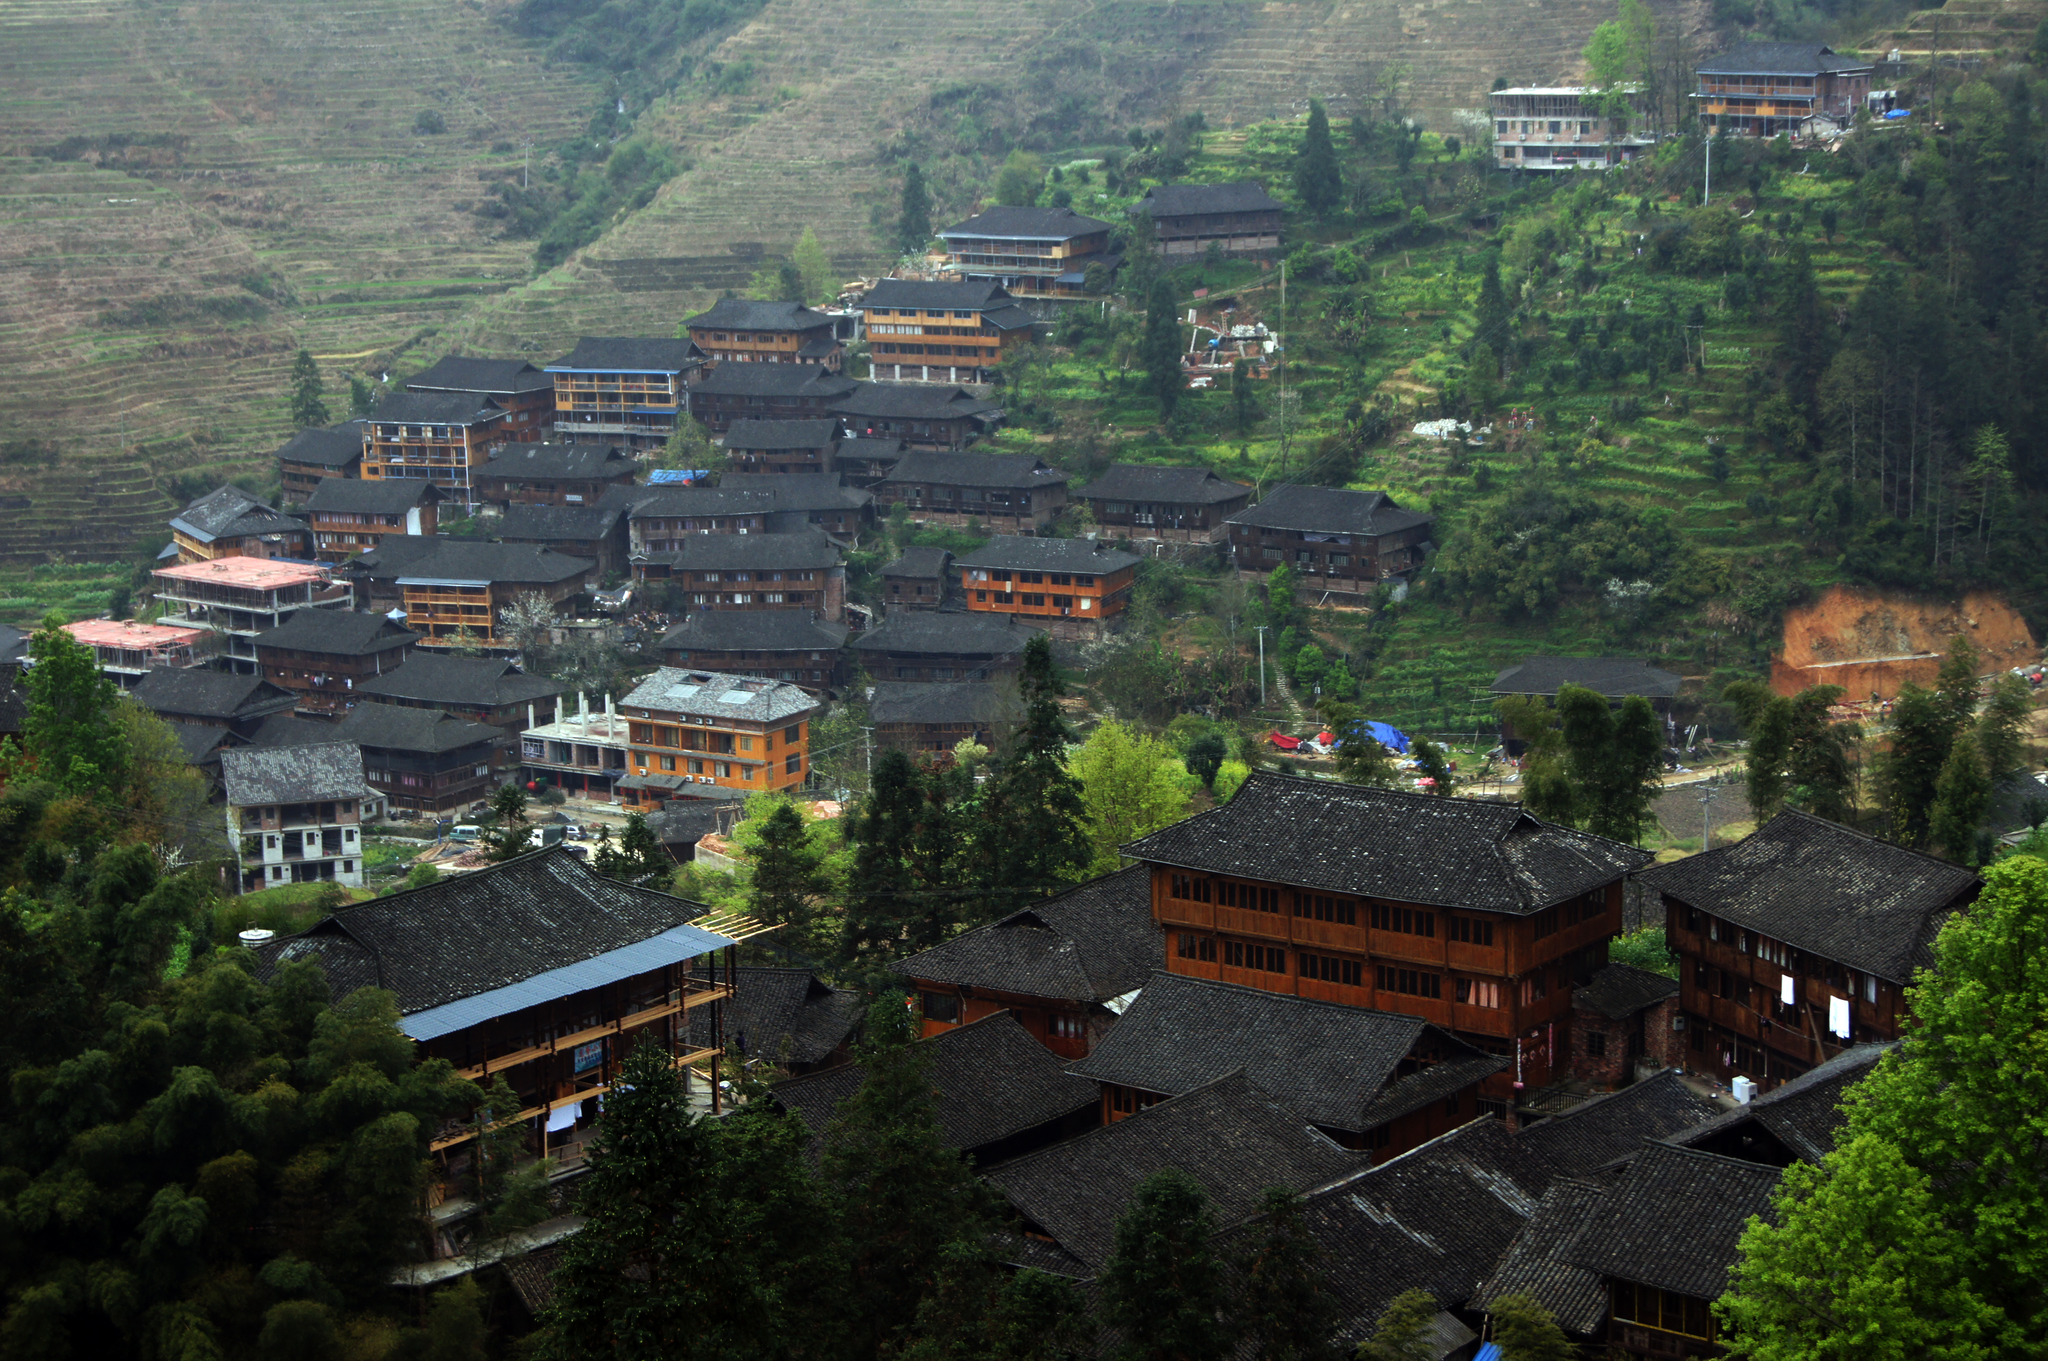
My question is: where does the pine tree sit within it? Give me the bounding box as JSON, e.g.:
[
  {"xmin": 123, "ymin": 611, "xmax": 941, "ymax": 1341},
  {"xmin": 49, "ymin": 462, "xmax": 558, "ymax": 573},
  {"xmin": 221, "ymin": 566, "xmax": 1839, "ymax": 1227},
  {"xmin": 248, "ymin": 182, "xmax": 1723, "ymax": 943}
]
[
  {"xmin": 1293, "ymin": 99, "xmax": 1343, "ymax": 216},
  {"xmin": 1321, "ymin": 699, "xmax": 1398, "ymax": 788},
  {"xmin": 8, "ymin": 613, "xmax": 131, "ymax": 801},
  {"xmin": 1473, "ymin": 256, "xmax": 1510, "ymax": 355},
  {"xmin": 840, "ymin": 749, "xmax": 939, "ymax": 962},
  {"xmin": 289, "ymin": 348, "xmax": 330, "ymax": 429},
  {"xmin": 1977, "ymin": 671, "xmax": 2032, "ymax": 782},
  {"xmin": 1488, "ymin": 1294, "xmax": 1578, "ymax": 1361},
  {"xmin": 985, "ymin": 635, "xmax": 1089, "ymax": 913},
  {"xmin": 902, "ymin": 1245, "xmax": 1092, "ymax": 1361},
  {"xmin": 897, "ymin": 162, "xmax": 933, "ymax": 257},
  {"xmin": 1357, "ymin": 1289, "xmax": 1438, "ymax": 1361},
  {"xmin": 1235, "ymin": 1188, "xmax": 1342, "ymax": 1361},
  {"xmin": 595, "ymin": 811, "xmax": 669, "ymax": 884},
  {"xmin": 1099, "ymin": 1169, "xmax": 1233, "ymax": 1361},
  {"xmin": 1928, "ymin": 729, "xmax": 1992, "ymax": 864},
  {"xmin": 749, "ymin": 799, "xmax": 822, "ymax": 930},
  {"xmin": 1880, "ymin": 682, "xmax": 1960, "ymax": 848},
  {"xmin": 1141, "ymin": 275, "xmax": 1184, "ymax": 419}
]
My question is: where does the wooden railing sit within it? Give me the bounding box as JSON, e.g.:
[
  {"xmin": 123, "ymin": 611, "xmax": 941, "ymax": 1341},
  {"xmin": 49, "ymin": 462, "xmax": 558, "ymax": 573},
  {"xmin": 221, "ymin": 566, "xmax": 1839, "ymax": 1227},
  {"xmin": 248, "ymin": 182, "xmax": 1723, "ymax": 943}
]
[{"xmin": 450, "ymin": 983, "xmax": 732, "ymax": 1084}]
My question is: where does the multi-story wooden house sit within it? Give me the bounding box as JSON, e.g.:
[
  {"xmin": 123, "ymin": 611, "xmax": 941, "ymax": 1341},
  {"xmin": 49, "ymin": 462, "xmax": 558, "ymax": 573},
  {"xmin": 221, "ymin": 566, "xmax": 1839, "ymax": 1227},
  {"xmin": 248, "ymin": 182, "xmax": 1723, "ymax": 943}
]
[
  {"xmin": 1072, "ymin": 972, "xmax": 1504, "ymax": 1158},
  {"xmin": 352, "ymin": 541, "xmax": 595, "ymax": 652},
  {"xmin": 405, "ymin": 356, "xmax": 556, "ymax": 443},
  {"xmin": 546, "ymin": 337, "xmax": 703, "ymax": 453},
  {"xmin": 656, "ymin": 609, "xmax": 850, "ymax": 694},
  {"xmin": 131, "ymin": 668, "xmax": 299, "ymax": 737},
  {"xmin": 276, "ymin": 423, "xmax": 364, "ymax": 503},
  {"xmin": 867, "ymin": 679, "xmax": 1023, "ymax": 755},
  {"xmin": 63, "ymin": 620, "xmax": 211, "ymax": 688},
  {"xmin": 629, "ymin": 531, "xmax": 844, "ymax": 619},
  {"xmin": 221, "ymin": 741, "xmax": 375, "ymax": 891},
  {"xmin": 833, "ymin": 383, "xmax": 1004, "ymax": 451},
  {"xmin": 719, "ymin": 472, "xmax": 874, "ymax": 543},
  {"xmin": 955, "ymin": 536, "xmax": 1139, "ymax": 633},
  {"xmin": 857, "ymin": 279, "xmax": 1040, "ymax": 385},
  {"xmin": 1132, "ymin": 182, "xmax": 1284, "ymax": 257},
  {"xmin": 847, "ymin": 610, "xmax": 1043, "ymax": 682},
  {"xmin": 1489, "ymin": 87, "xmax": 1657, "ymax": 172},
  {"xmin": 1225, "ymin": 485, "xmax": 1433, "ymax": 598},
  {"xmin": 682, "ymin": 298, "xmax": 843, "ymax": 371},
  {"xmin": 617, "ymin": 667, "xmax": 819, "ymax": 805},
  {"xmin": 249, "ymin": 849, "xmax": 746, "ymax": 1237},
  {"xmin": 360, "ymin": 391, "xmax": 513, "ymax": 509},
  {"xmin": 1695, "ymin": 42, "xmax": 1873, "ymax": 137},
  {"xmin": 688, "ymin": 363, "xmax": 857, "ymax": 434},
  {"xmin": 472, "ymin": 442, "xmax": 639, "ymax": 509},
  {"xmin": 353, "ymin": 652, "xmax": 565, "ymax": 734},
  {"xmin": 892, "ymin": 865, "xmax": 1160, "ymax": 1057},
  {"xmin": 940, "ymin": 205, "xmax": 1118, "ymax": 296},
  {"xmin": 835, "ymin": 435, "xmax": 907, "ymax": 487},
  {"xmin": 1075, "ymin": 464, "xmax": 1253, "ymax": 543},
  {"xmin": 253, "ymin": 610, "xmax": 418, "ymax": 716},
  {"xmin": 337, "ymin": 701, "xmax": 500, "ymax": 817},
  {"xmin": 625, "ymin": 486, "xmax": 780, "ymax": 552},
  {"xmin": 1639, "ymin": 810, "xmax": 1978, "ymax": 1093},
  {"xmin": 1123, "ymin": 773, "xmax": 1651, "ymax": 1102},
  {"xmin": 881, "ymin": 546, "xmax": 951, "ymax": 610},
  {"xmin": 153, "ymin": 557, "xmax": 355, "ymax": 673},
  {"xmin": 495, "ymin": 502, "xmax": 633, "ymax": 581},
  {"xmin": 304, "ymin": 478, "xmax": 440, "ymax": 562},
  {"xmin": 874, "ymin": 451, "xmax": 1068, "ymax": 530},
  {"xmin": 723, "ymin": 419, "xmax": 841, "ymax": 474},
  {"xmin": 169, "ymin": 486, "xmax": 312, "ymax": 564}
]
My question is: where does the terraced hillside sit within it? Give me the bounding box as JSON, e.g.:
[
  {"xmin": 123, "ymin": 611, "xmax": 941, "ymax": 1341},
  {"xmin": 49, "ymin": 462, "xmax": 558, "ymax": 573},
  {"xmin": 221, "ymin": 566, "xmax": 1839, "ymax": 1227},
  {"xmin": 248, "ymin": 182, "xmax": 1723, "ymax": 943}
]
[
  {"xmin": 1863, "ymin": 0, "xmax": 2048, "ymax": 60},
  {"xmin": 0, "ymin": 0, "xmax": 602, "ymax": 562}
]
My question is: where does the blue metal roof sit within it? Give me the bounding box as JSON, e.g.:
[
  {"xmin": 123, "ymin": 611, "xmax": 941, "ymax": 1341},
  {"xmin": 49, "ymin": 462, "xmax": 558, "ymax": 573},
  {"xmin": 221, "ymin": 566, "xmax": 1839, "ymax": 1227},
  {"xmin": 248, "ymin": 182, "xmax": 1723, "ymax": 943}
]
[{"xmin": 398, "ymin": 920, "xmax": 737, "ymax": 1040}]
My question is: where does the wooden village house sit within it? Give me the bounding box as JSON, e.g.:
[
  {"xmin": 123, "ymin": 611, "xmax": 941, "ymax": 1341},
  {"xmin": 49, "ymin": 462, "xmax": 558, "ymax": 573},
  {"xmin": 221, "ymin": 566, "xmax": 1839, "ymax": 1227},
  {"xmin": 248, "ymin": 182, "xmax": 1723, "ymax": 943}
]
[
  {"xmin": 690, "ymin": 363, "xmax": 858, "ymax": 435},
  {"xmin": 874, "ymin": 451, "xmax": 1069, "ymax": 531},
  {"xmin": 723, "ymin": 419, "xmax": 841, "ymax": 474},
  {"xmin": 856, "ymin": 279, "xmax": 1040, "ymax": 385},
  {"xmin": 954, "ymin": 535, "xmax": 1139, "ymax": 635},
  {"xmin": 683, "ymin": 298, "xmax": 844, "ymax": 371},
  {"xmin": 847, "ymin": 611, "xmax": 1044, "ymax": 683},
  {"xmin": 631, "ymin": 531, "xmax": 845, "ymax": 619},
  {"xmin": 304, "ymin": 478, "xmax": 440, "ymax": 562},
  {"xmin": 360, "ymin": 391, "xmax": 514, "ymax": 510},
  {"xmin": 253, "ymin": 610, "xmax": 418, "ymax": 717},
  {"xmin": 656, "ymin": 609, "xmax": 849, "ymax": 694},
  {"xmin": 1225, "ymin": 485, "xmax": 1433, "ymax": 598},
  {"xmin": 1074, "ymin": 464, "xmax": 1253, "ymax": 543},
  {"xmin": 473, "ymin": 443, "xmax": 638, "ymax": 509},
  {"xmin": 617, "ymin": 667, "xmax": 818, "ymax": 806},
  {"xmin": 276, "ymin": 423, "xmax": 364, "ymax": 503},
  {"xmin": 404, "ymin": 356, "xmax": 557, "ymax": 443},
  {"xmin": 940, "ymin": 205, "xmax": 1118, "ymax": 296},
  {"xmin": 169, "ymin": 486, "xmax": 312, "ymax": 564},
  {"xmin": 1132, "ymin": 182, "xmax": 1283, "ymax": 257}
]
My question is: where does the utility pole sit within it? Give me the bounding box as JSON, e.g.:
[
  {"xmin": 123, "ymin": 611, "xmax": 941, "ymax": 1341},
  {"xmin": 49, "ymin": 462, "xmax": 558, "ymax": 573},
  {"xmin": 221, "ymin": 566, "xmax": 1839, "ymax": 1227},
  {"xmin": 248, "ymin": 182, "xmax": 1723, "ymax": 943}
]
[
  {"xmin": 1703, "ymin": 126, "xmax": 1711, "ymax": 205},
  {"xmin": 1277, "ymin": 260, "xmax": 1288, "ymax": 479},
  {"xmin": 1255, "ymin": 625, "xmax": 1269, "ymax": 707},
  {"xmin": 1699, "ymin": 777, "xmax": 1720, "ymax": 853}
]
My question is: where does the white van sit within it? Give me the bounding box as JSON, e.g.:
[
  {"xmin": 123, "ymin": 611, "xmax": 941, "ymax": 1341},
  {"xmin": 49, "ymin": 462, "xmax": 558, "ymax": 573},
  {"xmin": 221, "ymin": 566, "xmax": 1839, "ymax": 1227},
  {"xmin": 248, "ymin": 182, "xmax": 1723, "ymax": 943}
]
[{"xmin": 449, "ymin": 825, "xmax": 481, "ymax": 844}]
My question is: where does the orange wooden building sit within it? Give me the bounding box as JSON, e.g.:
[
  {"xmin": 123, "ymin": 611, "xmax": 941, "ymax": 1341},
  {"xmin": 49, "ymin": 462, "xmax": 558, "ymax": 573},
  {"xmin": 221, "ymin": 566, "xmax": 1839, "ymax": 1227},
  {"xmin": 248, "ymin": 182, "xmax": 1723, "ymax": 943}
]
[
  {"xmin": 954, "ymin": 536, "xmax": 1139, "ymax": 631},
  {"xmin": 617, "ymin": 667, "xmax": 819, "ymax": 805}
]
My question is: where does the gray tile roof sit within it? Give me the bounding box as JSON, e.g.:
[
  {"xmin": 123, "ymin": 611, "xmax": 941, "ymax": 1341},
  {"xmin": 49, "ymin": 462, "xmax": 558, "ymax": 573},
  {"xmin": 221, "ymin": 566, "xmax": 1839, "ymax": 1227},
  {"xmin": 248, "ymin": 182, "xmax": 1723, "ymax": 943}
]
[
  {"xmin": 248, "ymin": 713, "xmax": 343, "ymax": 747},
  {"xmin": 954, "ymin": 535, "xmax": 1139, "ymax": 574},
  {"xmin": 167, "ymin": 721, "xmax": 235, "ymax": 765},
  {"xmin": 878, "ymin": 451, "xmax": 1067, "ymax": 490},
  {"xmin": 724, "ymin": 418, "xmax": 843, "ymax": 449},
  {"xmin": 881, "ymin": 546, "xmax": 952, "ymax": 577},
  {"xmin": 890, "ymin": 864, "xmax": 1158, "ymax": 1003},
  {"xmin": 1572, "ymin": 962, "xmax": 1681, "ymax": 1019},
  {"xmin": 835, "ymin": 383, "xmax": 1003, "ymax": 422},
  {"xmin": 1637, "ymin": 810, "xmax": 1979, "ymax": 981},
  {"xmin": 132, "ymin": 668, "xmax": 299, "ymax": 722},
  {"xmin": 860, "ymin": 279, "xmax": 1018, "ymax": 312},
  {"xmin": 405, "ymin": 356, "xmax": 551, "ymax": 395},
  {"xmin": 306, "ymin": 478, "xmax": 439, "ymax": 514},
  {"xmin": 1662, "ymin": 1043, "xmax": 1890, "ymax": 1168},
  {"xmin": 1124, "ymin": 772, "xmax": 1651, "ymax": 915},
  {"xmin": 657, "ymin": 608, "xmax": 848, "ymax": 653},
  {"xmin": 221, "ymin": 741, "xmax": 371, "ymax": 806},
  {"xmin": 1068, "ymin": 972, "xmax": 1500, "ymax": 1134},
  {"xmin": 1490, "ymin": 656, "xmax": 1684, "ymax": 700},
  {"xmin": 353, "ymin": 653, "xmax": 565, "ymax": 707},
  {"xmin": 1135, "ymin": 182, "xmax": 1283, "ymax": 218},
  {"xmin": 848, "ymin": 610, "xmax": 1045, "ymax": 657},
  {"xmin": 547, "ymin": 336, "xmax": 702, "ymax": 373},
  {"xmin": 1698, "ymin": 41, "xmax": 1872, "ymax": 76},
  {"xmin": 254, "ymin": 610, "xmax": 417, "ymax": 656},
  {"xmin": 1565, "ymin": 1143, "xmax": 1781, "ymax": 1299},
  {"xmin": 336, "ymin": 701, "xmax": 499, "ymax": 754},
  {"xmin": 691, "ymin": 364, "xmax": 857, "ymax": 399},
  {"xmin": 495, "ymin": 503, "xmax": 627, "ymax": 542},
  {"xmin": 985, "ymin": 1071, "xmax": 1361, "ymax": 1270},
  {"xmin": 276, "ymin": 423, "xmax": 365, "ymax": 468},
  {"xmin": 624, "ymin": 486, "xmax": 778, "ymax": 519},
  {"xmin": 867, "ymin": 679, "xmax": 1023, "ymax": 727},
  {"xmin": 682, "ymin": 299, "xmax": 837, "ymax": 332},
  {"xmin": 1076, "ymin": 464, "xmax": 1254, "ymax": 505},
  {"xmin": 621, "ymin": 666, "xmax": 818, "ymax": 723},
  {"xmin": 771, "ymin": 1010, "xmax": 1097, "ymax": 1155},
  {"xmin": 942, "ymin": 205, "xmax": 1114, "ymax": 240},
  {"xmin": 1468, "ymin": 1178, "xmax": 1610, "ymax": 1335},
  {"xmin": 1224, "ymin": 484, "xmax": 1433, "ymax": 537},
  {"xmin": 359, "ymin": 539, "xmax": 594, "ymax": 587},
  {"xmin": 368, "ymin": 390, "xmax": 503, "ymax": 426},
  {"xmin": 1515, "ymin": 1070, "xmax": 1722, "ymax": 1178},
  {"xmin": 478, "ymin": 442, "xmax": 638, "ymax": 483},
  {"xmin": 252, "ymin": 846, "xmax": 715, "ymax": 1014},
  {"xmin": 687, "ymin": 966, "xmax": 863, "ymax": 1066},
  {"xmin": 170, "ymin": 486, "xmax": 305, "ymax": 543},
  {"xmin": 837, "ymin": 437, "xmax": 906, "ymax": 459},
  {"xmin": 640, "ymin": 530, "xmax": 842, "ymax": 572},
  {"xmin": 719, "ymin": 473, "xmax": 873, "ymax": 514}
]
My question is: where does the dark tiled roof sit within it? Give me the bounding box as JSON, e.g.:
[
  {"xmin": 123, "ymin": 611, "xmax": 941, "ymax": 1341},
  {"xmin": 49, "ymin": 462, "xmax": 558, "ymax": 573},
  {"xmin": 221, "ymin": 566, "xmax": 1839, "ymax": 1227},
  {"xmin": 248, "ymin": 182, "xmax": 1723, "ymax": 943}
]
[
  {"xmin": 1637, "ymin": 810, "xmax": 1979, "ymax": 981},
  {"xmin": 132, "ymin": 668, "xmax": 298, "ymax": 721},
  {"xmin": 771, "ymin": 1010, "xmax": 1097, "ymax": 1152},
  {"xmin": 253, "ymin": 847, "xmax": 714, "ymax": 1014},
  {"xmin": 1516, "ymin": 1070, "xmax": 1723, "ymax": 1178},
  {"xmin": 548, "ymin": 336, "xmax": 702, "ymax": 374},
  {"xmin": 890, "ymin": 864, "xmax": 1159, "ymax": 1003},
  {"xmin": 687, "ymin": 966, "xmax": 863, "ymax": 1066},
  {"xmin": 644, "ymin": 798, "xmax": 743, "ymax": 849},
  {"xmin": 255, "ymin": 610, "xmax": 417, "ymax": 656},
  {"xmin": 719, "ymin": 473, "xmax": 872, "ymax": 514},
  {"xmin": 724, "ymin": 418, "xmax": 842, "ymax": 449},
  {"xmin": 955, "ymin": 535, "xmax": 1138, "ymax": 574},
  {"xmin": 276, "ymin": 424, "xmax": 365, "ymax": 468},
  {"xmin": 1566, "ymin": 1143, "xmax": 1781, "ymax": 1299},
  {"xmin": 405, "ymin": 356, "xmax": 551, "ymax": 396},
  {"xmin": 1468, "ymin": 1178, "xmax": 1610, "ymax": 1335},
  {"xmin": 479, "ymin": 443, "xmax": 638, "ymax": 483},
  {"xmin": 168, "ymin": 721, "xmax": 235, "ymax": 765},
  {"xmin": 248, "ymin": 713, "xmax": 342, "ymax": 747},
  {"xmin": 1224, "ymin": 484, "xmax": 1432, "ymax": 536},
  {"xmin": 336, "ymin": 701, "xmax": 499, "ymax": 754},
  {"xmin": 368, "ymin": 390, "xmax": 503, "ymax": 426},
  {"xmin": 879, "ymin": 451, "xmax": 1067, "ymax": 490},
  {"xmin": 624, "ymin": 486, "xmax": 778, "ymax": 519},
  {"xmin": 1698, "ymin": 41, "xmax": 1872, "ymax": 75},
  {"xmin": 1077, "ymin": 464, "xmax": 1253, "ymax": 505},
  {"xmin": 658, "ymin": 608, "xmax": 848, "ymax": 653},
  {"xmin": 502, "ymin": 1243, "xmax": 565, "ymax": 1315},
  {"xmin": 985, "ymin": 1071, "xmax": 1361, "ymax": 1269},
  {"xmin": 495, "ymin": 503, "xmax": 626, "ymax": 542},
  {"xmin": 867, "ymin": 680, "xmax": 1023, "ymax": 727},
  {"xmin": 1573, "ymin": 962, "xmax": 1681, "ymax": 1019},
  {"xmin": 1135, "ymin": 182, "xmax": 1283, "ymax": 217},
  {"xmin": 170, "ymin": 486, "xmax": 304, "ymax": 543},
  {"xmin": 220, "ymin": 741, "xmax": 369, "ymax": 806},
  {"xmin": 943, "ymin": 206, "xmax": 1115, "ymax": 240},
  {"xmin": 622, "ymin": 667, "xmax": 818, "ymax": 724},
  {"xmin": 835, "ymin": 383, "xmax": 1002, "ymax": 422},
  {"xmin": 1663, "ymin": 1043, "xmax": 1890, "ymax": 1168},
  {"xmin": 1490, "ymin": 656, "xmax": 1684, "ymax": 700},
  {"xmin": 1124, "ymin": 773, "xmax": 1650, "ymax": 915},
  {"xmin": 838, "ymin": 437, "xmax": 906, "ymax": 458},
  {"xmin": 860, "ymin": 279, "xmax": 1018, "ymax": 312},
  {"xmin": 683, "ymin": 299, "xmax": 837, "ymax": 331},
  {"xmin": 307, "ymin": 478, "xmax": 439, "ymax": 514},
  {"xmin": 360, "ymin": 540, "xmax": 593, "ymax": 587},
  {"xmin": 643, "ymin": 530, "xmax": 841, "ymax": 572},
  {"xmin": 353, "ymin": 653, "xmax": 565, "ymax": 707},
  {"xmin": 980, "ymin": 304, "xmax": 1039, "ymax": 332},
  {"xmin": 881, "ymin": 546, "xmax": 952, "ymax": 577},
  {"xmin": 848, "ymin": 610, "xmax": 1045, "ymax": 657},
  {"xmin": 691, "ymin": 364, "xmax": 857, "ymax": 399}
]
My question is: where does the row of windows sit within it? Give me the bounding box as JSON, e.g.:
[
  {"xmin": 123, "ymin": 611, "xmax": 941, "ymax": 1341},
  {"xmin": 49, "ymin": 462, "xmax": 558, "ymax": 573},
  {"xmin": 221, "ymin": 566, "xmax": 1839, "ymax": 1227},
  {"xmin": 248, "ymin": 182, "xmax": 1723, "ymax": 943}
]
[
  {"xmin": 966, "ymin": 569, "xmax": 1097, "ymax": 586},
  {"xmin": 1370, "ymin": 903, "xmax": 1433, "ymax": 936},
  {"xmin": 1170, "ymin": 876, "xmax": 1516, "ymax": 943},
  {"xmin": 1684, "ymin": 907, "xmax": 1883, "ymax": 1002},
  {"xmin": 1531, "ymin": 893, "xmax": 1603, "ymax": 940},
  {"xmin": 867, "ymin": 308, "xmax": 981, "ymax": 319},
  {"xmin": 689, "ymin": 592, "xmax": 812, "ymax": 605},
  {"xmin": 1174, "ymin": 935, "xmax": 1507, "ymax": 1007},
  {"xmin": 1223, "ymin": 940, "xmax": 1287, "ymax": 972},
  {"xmin": 874, "ymin": 344, "xmax": 997, "ymax": 357},
  {"xmin": 974, "ymin": 591, "xmax": 1092, "ymax": 610}
]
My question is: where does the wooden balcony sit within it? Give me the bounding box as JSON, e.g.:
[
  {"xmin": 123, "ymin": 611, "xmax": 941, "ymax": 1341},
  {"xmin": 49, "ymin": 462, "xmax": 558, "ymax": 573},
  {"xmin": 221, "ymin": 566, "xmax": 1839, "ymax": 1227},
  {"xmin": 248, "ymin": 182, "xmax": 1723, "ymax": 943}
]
[
  {"xmin": 429, "ymin": 1044, "xmax": 723, "ymax": 1152},
  {"xmin": 451, "ymin": 983, "xmax": 732, "ymax": 1083}
]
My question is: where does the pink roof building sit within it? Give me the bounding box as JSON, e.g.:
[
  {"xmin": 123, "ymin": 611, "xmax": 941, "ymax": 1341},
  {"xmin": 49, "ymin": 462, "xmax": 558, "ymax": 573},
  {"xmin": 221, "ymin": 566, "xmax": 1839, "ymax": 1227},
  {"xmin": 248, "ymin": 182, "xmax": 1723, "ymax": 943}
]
[{"xmin": 63, "ymin": 619, "xmax": 211, "ymax": 683}]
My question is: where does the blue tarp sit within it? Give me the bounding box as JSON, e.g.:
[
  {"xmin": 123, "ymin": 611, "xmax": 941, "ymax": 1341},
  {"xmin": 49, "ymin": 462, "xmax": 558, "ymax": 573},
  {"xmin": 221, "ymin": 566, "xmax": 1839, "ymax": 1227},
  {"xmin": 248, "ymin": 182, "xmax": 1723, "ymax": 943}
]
[
  {"xmin": 1475, "ymin": 1345, "xmax": 1502, "ymax": 1361},
  {"xmin": 646, "ymin": 469, "xmax": 708, "ymax": 484},
  {"xmin": 1884, "ymin": 108, "xmax": 1911, "ymax": 119},
  {"xmin": 1365, "ymin": 721, "xmax": 1410, "ymax": 753}
]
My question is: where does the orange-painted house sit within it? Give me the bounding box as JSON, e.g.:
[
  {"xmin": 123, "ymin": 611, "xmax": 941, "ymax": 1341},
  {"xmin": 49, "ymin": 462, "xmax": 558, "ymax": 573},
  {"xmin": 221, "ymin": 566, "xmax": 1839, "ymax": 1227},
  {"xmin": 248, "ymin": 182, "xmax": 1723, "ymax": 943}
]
[{"xmin": 954, "ymin": 536, "xmax": 1139, "ymax": 636}]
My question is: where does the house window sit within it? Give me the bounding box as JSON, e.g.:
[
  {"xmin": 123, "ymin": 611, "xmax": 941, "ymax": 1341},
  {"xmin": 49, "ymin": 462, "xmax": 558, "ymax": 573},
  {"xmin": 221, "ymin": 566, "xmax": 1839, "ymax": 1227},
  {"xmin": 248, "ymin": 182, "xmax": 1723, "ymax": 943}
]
[
  {"xmin": 1455, "ymin": 978, "xmax": 1502, "ymax": 1008},
  {"xmin": 1176, "ymin": 932, "xmax": 1216, "ymax": 962},
  {"xmin": 1377, "ymin": 966, "xmax": 1441, "ymax": 999},
  {"xmin": 1299, "ymin": 952, "xmax": 1363, "ymax": 986},
  {"xmin": 1449, "ymin": 917, "xmax": 1495, "ymax": 946},
  {"xmin": 1587, "ymin": 1030, "xmax": 1608, "ymax": 1057},
  {"xmin": 1611, "ymin": 1283, "xmax": 1713, "ymax": 1340},
  {"xmin": 1294, "ymin": 892, "xmax": 1356, "ymax": 925},
  {"xmin": 659, "ymin": 755, "xmax": 676, "ymax": 771},
  {"xmin": 786, "ymin": 754, "xmax": 801, "ymax": 774},
  {"xmin": 1369, "ymin": 903, "xmax": 1435, "ymax": 937},
  {"xmin": 1049, "ymin": 1014, "xmax": 1084, "ymax": 1040},
  {"xmin": 715, "ymin": 762, "xmax": 732, "ymax": 779},
  {"xmin": 1170, "ymin": 873, "xmax": 1212, "ymax": 903},
  {"xmin": 1223, "ymin": 940, "xmax": 1286, "ymax": 973},
  {"xmin": 921, "ymin": 991, "xmax": 961, "ymax": 1024}
]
